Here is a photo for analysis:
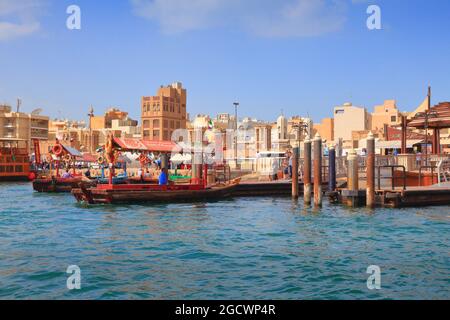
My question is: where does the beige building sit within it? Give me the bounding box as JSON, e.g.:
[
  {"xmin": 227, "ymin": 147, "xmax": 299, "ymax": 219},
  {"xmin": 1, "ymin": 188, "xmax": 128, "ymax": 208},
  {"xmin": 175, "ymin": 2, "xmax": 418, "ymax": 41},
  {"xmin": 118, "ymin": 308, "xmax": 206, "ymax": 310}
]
[
  {"xmin": 111, "ymin": 118, "xmax": 140, "ymax": 138},
  {"xmin": 0, "ymin": 104, "xmax": 49, "ymax": 153},
  {"xmin": 142, "ymin": 82, "xmax": 187, "ymax": 141},
  {"xmin": 334, "ymin": 102, "xmax": 372, "ymax": 142},
  {"xmin": 91, "ymin": 108, "xmax": 129, "ymax": 130},
  {"xmin": 41, "ymin": 119, "xmax": 101, "ymax": 155},
  {"xmin": 313, "ymin": 118, "xmax": 334, "ymax": 143},
  {"xmin": 371, "ymin": 100, "xmax": 402, "ymax": 132}
]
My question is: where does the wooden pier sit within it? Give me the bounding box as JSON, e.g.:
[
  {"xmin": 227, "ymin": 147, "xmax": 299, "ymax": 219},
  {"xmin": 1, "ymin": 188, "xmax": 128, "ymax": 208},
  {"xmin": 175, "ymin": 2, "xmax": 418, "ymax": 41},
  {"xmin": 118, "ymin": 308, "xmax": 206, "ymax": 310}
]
[{"xmin": 336, "ymin": 184, "xmax": 450, "ymax": 208}]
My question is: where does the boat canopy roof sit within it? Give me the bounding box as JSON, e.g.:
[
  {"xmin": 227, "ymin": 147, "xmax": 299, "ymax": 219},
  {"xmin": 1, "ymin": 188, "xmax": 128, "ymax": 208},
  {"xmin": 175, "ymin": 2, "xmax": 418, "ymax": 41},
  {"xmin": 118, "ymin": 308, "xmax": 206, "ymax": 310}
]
[
  {"xmin": 61, "ymin": 144, "xmax": 83, "ymax": 157},
  {"xmin": 112, "ymin": 137, "xmax": 181, "ymax": 153}
]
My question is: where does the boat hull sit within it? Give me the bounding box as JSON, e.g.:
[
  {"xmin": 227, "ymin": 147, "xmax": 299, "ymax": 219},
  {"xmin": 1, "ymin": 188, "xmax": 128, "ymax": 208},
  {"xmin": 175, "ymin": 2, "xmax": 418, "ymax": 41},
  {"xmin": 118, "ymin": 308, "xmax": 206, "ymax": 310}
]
[
  {"xmin": 72, "ymin": 183, "xmax": 238, "ymax": 204},
  {"xmin": 33, "ymin": 177, "xmax": 96, "ymax": 193}
]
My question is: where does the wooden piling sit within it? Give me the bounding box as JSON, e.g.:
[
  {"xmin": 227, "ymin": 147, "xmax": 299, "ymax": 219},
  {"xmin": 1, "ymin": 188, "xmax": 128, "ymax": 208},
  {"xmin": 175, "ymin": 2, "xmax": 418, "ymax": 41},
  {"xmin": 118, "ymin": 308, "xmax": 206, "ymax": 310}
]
[
  {"xmin": 313, "ymin": 133, "xmax": 322, "ymax": 207},
  {"xmin": 347, "ymin": 149, "xmax": 359, "ymax": 191},
  {"xmin": 292, "ymin": 147, "xmax": 299, "ymax": 198},
  {"xmin": 328, "ymin": 146, "xmax": 336, "ymax": 192},
  {"xmin": 303, "ymin": 138, "xmax": 312, "ymax": 205},
  {"xmin": 366, "ymin": 132, "xmax": 375, "ymax": 208}
]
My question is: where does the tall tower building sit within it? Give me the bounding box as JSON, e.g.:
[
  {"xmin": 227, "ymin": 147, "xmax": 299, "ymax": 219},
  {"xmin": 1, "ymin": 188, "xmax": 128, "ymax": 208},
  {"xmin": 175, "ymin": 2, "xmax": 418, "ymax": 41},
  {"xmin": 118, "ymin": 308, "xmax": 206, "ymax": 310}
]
[{"xmin": 141, "ymin": 82, "xmax": 187, "ymax": 141}]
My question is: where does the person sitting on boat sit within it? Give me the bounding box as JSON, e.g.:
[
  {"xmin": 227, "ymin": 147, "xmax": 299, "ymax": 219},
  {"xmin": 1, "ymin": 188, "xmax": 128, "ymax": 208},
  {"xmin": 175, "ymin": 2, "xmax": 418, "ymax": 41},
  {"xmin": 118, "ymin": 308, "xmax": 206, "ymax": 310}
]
[
  {"xmin": 117, "ymin": 169, "xmax": 128, "ymax": 178},
  {"xmin": 84, "ymin": 168, "xmax": 91, "ymax": 178},
  {"xmin": 137, "ymin": 168, "xmax": 143, "ymax": 178},
  {"xmin": 62, "ymin": 169, "xmax": 73, "ymax": 179},
  {"xmin": 158, "ymin": 168, "xmax": 168, "ymax": 186}
]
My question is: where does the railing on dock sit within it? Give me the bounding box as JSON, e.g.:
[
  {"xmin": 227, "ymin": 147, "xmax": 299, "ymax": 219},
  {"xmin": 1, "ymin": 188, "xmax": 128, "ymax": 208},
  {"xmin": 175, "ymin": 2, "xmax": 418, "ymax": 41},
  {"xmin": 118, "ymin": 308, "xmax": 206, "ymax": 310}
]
[{"xmin": 377, "ymin": 165, "xmax": 407, "ymax": 191}]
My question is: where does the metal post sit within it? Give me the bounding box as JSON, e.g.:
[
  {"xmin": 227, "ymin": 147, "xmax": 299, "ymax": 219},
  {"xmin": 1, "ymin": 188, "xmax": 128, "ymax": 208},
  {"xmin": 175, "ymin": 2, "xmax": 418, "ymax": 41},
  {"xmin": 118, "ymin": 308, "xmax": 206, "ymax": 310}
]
[
  {"xmin": 366, "ymin": 132, "xmax": 375, "ymax": 208},
  {"xmin": 328, "ymin": 146, "xmax": 336, "ymax": 192},
  {"xmin": 292, "ymin": 147, "xmax": 299, "ymax": 198},
  {"xmin": 313, "ymin": 133, "xmax": 322, "ymax": 207},
  {"xmin": 347, "ymin": 149, "xmax": 358, "ymax": 191},
  {"xmin": 233, "ymin": 102, "xmax": 239, "ymax": 170},
  {"xmin": 303, "ymin": 139, "xmax": 312, "ymax": 205}
]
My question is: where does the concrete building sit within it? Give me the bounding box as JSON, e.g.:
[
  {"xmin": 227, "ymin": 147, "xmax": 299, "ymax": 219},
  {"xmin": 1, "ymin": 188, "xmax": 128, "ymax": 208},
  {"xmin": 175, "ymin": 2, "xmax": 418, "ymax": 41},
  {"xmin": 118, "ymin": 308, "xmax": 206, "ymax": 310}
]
[
  {"xmin": 371, "ymin": 100, "xmax": 402, "ymax": 132},
  {"xmin": 111, "ymin": 118, "xmax": 140, "ymax": 138},
  {"xmin": 334, "ymin": 102, "xmax": 372, "ymax": 142},
  {"xmin": 0, "ymin": 104, "xmax": 49, "ymax": 153},
  {"xmin": 42, "ymin": 119, "xmax": 101, "ymax": 155},
  {"xmin": 313, "ymin": 118, "xmax": 334, "ymax": 143},
  {"xmin": 141, "ymin": 82, "xmax": 187, "ymax": 141},
  {"xmin": 91, "ymin": 108, "xmax": 129, "ymax": 130}
]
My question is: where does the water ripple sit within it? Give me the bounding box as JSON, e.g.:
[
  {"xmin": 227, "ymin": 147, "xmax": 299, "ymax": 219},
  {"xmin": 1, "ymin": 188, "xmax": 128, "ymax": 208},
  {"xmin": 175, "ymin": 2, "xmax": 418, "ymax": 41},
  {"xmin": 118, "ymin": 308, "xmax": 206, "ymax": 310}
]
[{"xmin": 0, "ymin": 182, "xmax": 449, "ymax": 299}]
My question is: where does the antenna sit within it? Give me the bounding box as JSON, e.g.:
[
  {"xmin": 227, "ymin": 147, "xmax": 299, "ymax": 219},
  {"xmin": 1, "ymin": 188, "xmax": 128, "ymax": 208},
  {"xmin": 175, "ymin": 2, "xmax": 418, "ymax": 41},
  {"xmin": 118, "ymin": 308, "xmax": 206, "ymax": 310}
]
[{"xmin": 16, "ymin": 98, "xmax": 22, "ymax": 112}]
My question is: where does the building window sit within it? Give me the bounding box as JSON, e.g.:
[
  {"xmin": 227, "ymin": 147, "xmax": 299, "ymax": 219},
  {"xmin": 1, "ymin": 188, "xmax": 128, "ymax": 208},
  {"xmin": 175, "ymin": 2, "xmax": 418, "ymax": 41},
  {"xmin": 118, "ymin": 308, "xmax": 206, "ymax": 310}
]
[
  {"xmin": 143, "ymin": 130, "xmax": 150, "ymax": 138},
  {"xmin": 163, "ymin": 130, "xmax": 169, "ymax": 140},
  {"xmin": 143, "ymin": 120, "xmax": 150, "ymax": 128},
  {"xmin": 153, "ymin": 130, "xmax": 160, "ymax": 139},
  {"xmin": 176, "ymin": 121, "xmax": 180, "ymax": 128},
  {"xmin": 335, "ymin": 109, "xmax": 345, "ymax": 115},
  {"xmin": 153, "ymin": 119, "xmax": 160, "ymax": 128},
  {"xmin": 170, "ymin": 120, "xmax": 174, "ymax": 129},
  {"xmin": 163, "ymin": 120, "xmax": 168, "ymax": 128},
  {"xmin": 391, "ymin": 116, "xmax": 397, "ymax": 122}
]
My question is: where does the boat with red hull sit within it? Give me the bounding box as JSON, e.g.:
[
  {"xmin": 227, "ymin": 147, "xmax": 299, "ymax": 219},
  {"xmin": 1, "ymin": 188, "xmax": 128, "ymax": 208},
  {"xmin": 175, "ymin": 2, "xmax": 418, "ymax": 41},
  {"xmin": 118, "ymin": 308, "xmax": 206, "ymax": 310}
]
[{"xmin": 0, "ymin": 141, "xmax": 34, "ymax": 182}]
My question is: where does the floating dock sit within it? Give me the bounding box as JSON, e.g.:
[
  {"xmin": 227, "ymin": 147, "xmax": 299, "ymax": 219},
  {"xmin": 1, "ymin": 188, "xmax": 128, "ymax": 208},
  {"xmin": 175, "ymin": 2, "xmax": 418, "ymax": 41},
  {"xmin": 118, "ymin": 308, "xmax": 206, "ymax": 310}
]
[{"xmin": 337, "ymin": 184, "xmax": 450, "ymax": 208}]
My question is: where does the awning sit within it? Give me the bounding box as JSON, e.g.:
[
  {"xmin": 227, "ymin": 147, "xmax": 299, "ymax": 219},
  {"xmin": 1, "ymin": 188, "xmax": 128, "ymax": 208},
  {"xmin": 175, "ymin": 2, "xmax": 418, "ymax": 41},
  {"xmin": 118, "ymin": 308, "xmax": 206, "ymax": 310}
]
[
  {"xmin": 375, "ymin": 139, "xmax": 424, "ymax": 149},
  {"xmin": 61, "ymin": 144, "xmax": 82, "ymax": 157},
  {"xmin": 112, "ymin": 137, "xmax": 181, "ymax": 153}
]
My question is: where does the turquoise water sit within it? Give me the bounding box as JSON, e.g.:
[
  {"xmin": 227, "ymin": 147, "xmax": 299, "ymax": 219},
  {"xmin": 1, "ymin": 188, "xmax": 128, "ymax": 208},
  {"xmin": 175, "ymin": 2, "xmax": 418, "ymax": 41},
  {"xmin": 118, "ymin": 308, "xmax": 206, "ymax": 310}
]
[{"xmin": 0, "ymin": 182, "xmax": 448, "ymax": 300}]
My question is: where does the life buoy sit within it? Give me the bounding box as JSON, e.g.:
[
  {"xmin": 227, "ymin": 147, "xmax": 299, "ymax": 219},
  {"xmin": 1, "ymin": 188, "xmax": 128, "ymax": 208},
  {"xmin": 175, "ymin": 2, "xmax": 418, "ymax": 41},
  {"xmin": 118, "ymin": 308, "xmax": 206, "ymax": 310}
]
[
  {"xmin": 28, "ymin": 172, "xmax": 36, "ymax": 181},
  {"xmin": 52, "ymin": 144, "xmax": 63, "ymax": 157},
  {"xmin": 98, "ymin": 156, "xmax": 104, "ymax": 164}
]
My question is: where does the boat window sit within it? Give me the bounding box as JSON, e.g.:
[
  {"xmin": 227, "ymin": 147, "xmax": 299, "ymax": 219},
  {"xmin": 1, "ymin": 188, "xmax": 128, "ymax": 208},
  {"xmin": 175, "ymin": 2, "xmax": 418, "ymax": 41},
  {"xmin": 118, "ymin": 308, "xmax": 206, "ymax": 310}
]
[
  {"xmin": 15, "ymin": 165, "xmax": 23, "ymax": 173},
  {"xmin": 0, "ymin": 166, "xmax": 5, "ymax": 173}
]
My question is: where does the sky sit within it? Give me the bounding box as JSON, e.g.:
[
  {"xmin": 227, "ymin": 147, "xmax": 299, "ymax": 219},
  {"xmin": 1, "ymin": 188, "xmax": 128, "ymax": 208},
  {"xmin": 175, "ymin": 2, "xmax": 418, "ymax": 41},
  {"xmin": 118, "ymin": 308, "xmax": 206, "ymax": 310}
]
[{"xmin": 0, "ymin": 0, "xmax": 449, "ymax": 124}]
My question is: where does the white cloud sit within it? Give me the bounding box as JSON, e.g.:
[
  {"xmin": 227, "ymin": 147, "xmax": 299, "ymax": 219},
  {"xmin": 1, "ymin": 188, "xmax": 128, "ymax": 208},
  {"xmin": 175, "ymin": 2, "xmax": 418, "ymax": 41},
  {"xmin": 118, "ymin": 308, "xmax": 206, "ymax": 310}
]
[
  {"xmin": 131, "ymin": 0, "xmax": 351, "ymax": 37},
  {"xmin": 0, "ymin": 0, "xmax": 45, "ymax": 41}
]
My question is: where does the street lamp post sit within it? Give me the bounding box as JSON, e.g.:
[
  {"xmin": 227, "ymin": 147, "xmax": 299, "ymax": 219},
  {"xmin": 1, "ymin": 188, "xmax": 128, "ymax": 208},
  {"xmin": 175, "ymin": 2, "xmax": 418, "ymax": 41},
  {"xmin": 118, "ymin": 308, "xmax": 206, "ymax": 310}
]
[
  {"xmin": 233, "ymin": 102, "xmax": 239, "ymax": 169},
  {"xmin": 88, "ymin": 106, "xmax": 94, "ymax": 154}
]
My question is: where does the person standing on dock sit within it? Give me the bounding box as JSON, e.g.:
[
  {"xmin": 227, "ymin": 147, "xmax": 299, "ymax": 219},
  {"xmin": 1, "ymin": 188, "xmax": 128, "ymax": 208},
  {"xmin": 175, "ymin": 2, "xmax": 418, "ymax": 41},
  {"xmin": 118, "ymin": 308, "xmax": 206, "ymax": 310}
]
[{"xmin": 159, "ymin": 168, "xmax": 168, "ymax": 185}]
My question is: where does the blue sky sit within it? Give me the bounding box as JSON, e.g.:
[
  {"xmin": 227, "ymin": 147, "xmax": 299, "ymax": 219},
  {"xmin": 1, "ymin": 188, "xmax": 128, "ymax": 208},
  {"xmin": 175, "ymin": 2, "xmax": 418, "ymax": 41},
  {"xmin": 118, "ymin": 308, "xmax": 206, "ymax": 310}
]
[{"xmin": 0, "ymin": 0, "xmax": 449, "ymax": 123}]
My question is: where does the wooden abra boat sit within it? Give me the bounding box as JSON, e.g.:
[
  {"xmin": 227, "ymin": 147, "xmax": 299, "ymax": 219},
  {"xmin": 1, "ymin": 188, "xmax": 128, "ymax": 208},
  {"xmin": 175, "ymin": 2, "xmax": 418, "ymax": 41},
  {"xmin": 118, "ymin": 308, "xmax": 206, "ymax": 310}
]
[
  {"xmin": 33, "ymin": 177, "xmax": 96, "ymax": 193},
  {"xmin": 72, "ymin": 180, "xmax": 239, "ymax": 204}
]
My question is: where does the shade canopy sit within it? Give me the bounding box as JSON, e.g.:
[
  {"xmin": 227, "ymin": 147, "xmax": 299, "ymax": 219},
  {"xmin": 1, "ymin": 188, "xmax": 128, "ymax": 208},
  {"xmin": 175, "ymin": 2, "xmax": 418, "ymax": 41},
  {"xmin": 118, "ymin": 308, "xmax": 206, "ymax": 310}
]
[
  {"xmin": 112, "ymin": 137, "xmax": 181, "ymax": 153},
  {"xmin": 408, "ymin": 102, "xmax": 450, "ymax": 129},
  {"xmin": 61, "ymin": 144, "xmax": 82, "ymax": 157}
]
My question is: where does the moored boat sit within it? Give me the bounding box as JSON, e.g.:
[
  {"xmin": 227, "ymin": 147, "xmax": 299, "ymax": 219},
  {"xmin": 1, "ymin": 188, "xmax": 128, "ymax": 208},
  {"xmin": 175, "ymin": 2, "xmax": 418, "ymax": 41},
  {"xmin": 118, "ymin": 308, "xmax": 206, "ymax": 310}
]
[
  {"xmin": 72, "ymin": 180, "xmax": 239, "ymax": 204},
  {"xmin": 33, "ymin": 176, "xmax": 96, "ymax": 193}
]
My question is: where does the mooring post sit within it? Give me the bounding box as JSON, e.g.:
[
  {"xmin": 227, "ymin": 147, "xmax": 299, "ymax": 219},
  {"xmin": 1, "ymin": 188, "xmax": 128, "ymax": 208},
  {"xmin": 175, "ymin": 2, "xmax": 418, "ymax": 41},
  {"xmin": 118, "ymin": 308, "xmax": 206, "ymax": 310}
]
[
  {"xmin": 292, "ymin": 146, "xmax": 299, "ymax": 198},
  {"xmin": 303, "ymin": 139, "xmax": 312, "ymax": 205},
  {"xmin": 347, "ymin": 149, "xmax": 359, "ymax": 191},
  {"xmin": 328, "ymin": 146, "xmax": 336, "ymax": 192},
  {"xmin": 313, "ymin": 133, "xmax": 323, "ymax": 207},
  {"xmin": 366, "ymin": 132, "xmax": 376, "ymax": 208}
]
